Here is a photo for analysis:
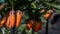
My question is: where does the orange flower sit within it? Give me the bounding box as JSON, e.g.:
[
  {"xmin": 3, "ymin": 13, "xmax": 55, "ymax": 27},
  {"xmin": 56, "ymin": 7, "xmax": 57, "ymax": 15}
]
[
  {"xmin": 10, "ymin": 10, "xmax": 15, "ymax": 28},
  {"xmin": 44, "ymin": 13, "xmax": 51, "ymax": 19},
  {"xmin": 32, "ymin": 20, "xmax": 42, "ymax": 32},
  {"xmin": 6, "ymin": 10, "xmax": 15, "ymax": 29},
  {"xmin": 6, "ymin": 16, "xmax": 10, "ymax": 29},
  {"xmin": 26, "ymin": 19, "xmax": 33, "ymax": 30},
  {"xmin": 0, "ymin": 17, "xmax": 6, "ymax": 27},
  {"xmin": 16, "ymin": 10, "xmax": 23, "ymax": 28},
  {"xmin": 2, "ymin": 10, "xmax": 23, "ymax": 29},
  {"xmin": 26, "ymin": 23, "xmax": 31, "ymax": 30},
  {"xmin": 44, "ymin": 10, "xmax": 52, "ymax": 20}
]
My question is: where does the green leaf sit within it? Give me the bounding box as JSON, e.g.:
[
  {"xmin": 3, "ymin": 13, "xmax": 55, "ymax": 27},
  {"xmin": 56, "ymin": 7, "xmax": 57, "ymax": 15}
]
[
  {"xmin": 30, "ymin": 2, "xmax": 36, "ymax": 8},
  {"xmin": 41, "ymin": 0, "xmax": 60, "ymax": 9}
]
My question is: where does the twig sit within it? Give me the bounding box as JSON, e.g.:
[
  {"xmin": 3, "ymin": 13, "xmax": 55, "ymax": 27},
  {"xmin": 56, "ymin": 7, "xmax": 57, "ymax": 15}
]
[{"xmin": 45, "ymin": 19, "xmax": 49, "ymax": 34}]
